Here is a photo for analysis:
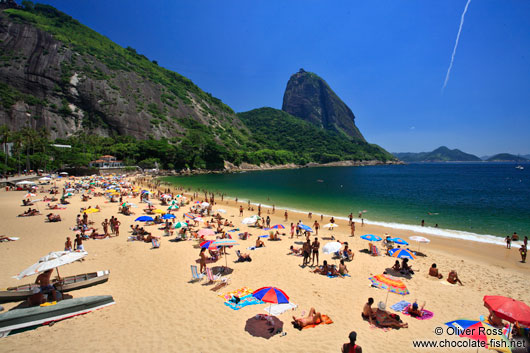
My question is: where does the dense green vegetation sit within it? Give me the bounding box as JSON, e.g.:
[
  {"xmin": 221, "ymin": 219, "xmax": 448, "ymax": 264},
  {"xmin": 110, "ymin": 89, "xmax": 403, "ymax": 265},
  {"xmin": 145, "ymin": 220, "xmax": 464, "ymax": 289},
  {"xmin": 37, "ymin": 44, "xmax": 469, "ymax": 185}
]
[
  {"xmin": 237, "ymin": 108, "xmax": 395, "ymax": 163},
  {"xmin": 486, "ymin": 153, "xmax": 528, "ymax": 162},
  {"xmin": 4, "ymin": 2, "xmax": 233, "ymax": 114}
]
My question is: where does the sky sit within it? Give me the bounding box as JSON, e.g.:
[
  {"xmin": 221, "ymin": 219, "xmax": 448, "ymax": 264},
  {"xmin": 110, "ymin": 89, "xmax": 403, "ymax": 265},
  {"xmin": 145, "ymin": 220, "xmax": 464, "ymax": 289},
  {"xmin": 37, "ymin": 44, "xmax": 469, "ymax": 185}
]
[{"xmin": 35, "ymin": 0, "xmax": 530, "ymax": 156}]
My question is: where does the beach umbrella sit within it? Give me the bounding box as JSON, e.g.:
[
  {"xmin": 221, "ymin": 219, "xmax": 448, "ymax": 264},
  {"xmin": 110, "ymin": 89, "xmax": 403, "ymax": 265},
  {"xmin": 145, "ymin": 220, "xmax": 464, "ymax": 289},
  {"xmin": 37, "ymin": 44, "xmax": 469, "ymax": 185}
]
[
  {"xmin": 25, "ymin": 193, "xmax": 37, "ymax": 198},
  {"xmin": 152, "ymin": 209, "xmax": 165, "ymax": 214},
  {"xmin": 361, "ymin": 234, "xmax": 382, "ymax": 242},
  {"xmin": 184, "ymin": 213, "xmax": 197, "ymax": 219},
  {"xmin": 242, "ymin": 217, "xmax": 257, "ymax": 225},
  {"xmin": 388, "ymin": 248, "xmax": 416, "ymax": 260},
  {"xmin": 270, "ymin": 224, "xmax": 285, "ymax": 229},
  {"xmin": 39, "ymin": 177, "xmax": 51, "ymax": 181},
  {"xmin": 161, "ymin": 214, "xmax": 176, "ymax": 220},
  {"xmin": 483, "ymin": 295, "xmax": 530, "ymax": 326},
  {"xmin": 199, "ymin": 240, "xmax": 216, "ymax": 249},
  {"xmin": 323, "ymin": 223, "xmax": 338, "ymax": 229},
  {"xmin": 298, "ymin": 224, "xmax": 313, "ymax": 232},
  {"xmin": 252, "ymin": 287, "xmax": 290, "ymax": 316},
  {"xmin": 250, "ymin": 215, "xmax": 261, "ymax": 220},
  {"xmin": 198, "ymin": 229, "xmax": 216, "ymax": 237},
  {"xmin": 388, "ymin": 237, "xmax": 408, "ymax": 245},
  {"xmin": 14, "ymin": 250, "xmax": 88, "ymax": 280},
  {"xmin": 409, "ymin": 236, "xmax": 430, "ymax": 252},
  {"xmin": 135, "ymin": 216, "xmax": 154, "ymax": 222},
  {"xmin": 83, "ymin": 208, "xmax": 100, "ymax": 214},
  {"xmin": 322, "ymin": 241, "xmax": 342, "ymax": 254},
  {"xmin": 65, "ymin": 193, "xmax": 73, "ymax": 197},
  {"xmin": 161, "ymin": 194, "xmax": 172, "ymax": 199},
  {"xmin": 16, "ymin": 180, "xmax": 36, "ymax": 185},
  {"xmin": 212, "ymin": 239, "xmax": 239, "ymax": 270},
  {"xmin": 445, "ymin": 319, "xmax": 512, "ymax": 352},
  {"xmin": 173, "ymin": 221, "xmax": 188, "ymax": 229},
  {"xmin": 201, "ymin": 202, "xmax": 210, "ymax": 207},
  {"xmin": 193, "ymin": 217, "xmax": 203, "ymax": 222},
  {"xmin": 369, "ymin": 274, "xmax": 409, "ymax": 305},
  {"xmin": 167, "ymin": 205, "xmax": 179, "ymax": 210}
]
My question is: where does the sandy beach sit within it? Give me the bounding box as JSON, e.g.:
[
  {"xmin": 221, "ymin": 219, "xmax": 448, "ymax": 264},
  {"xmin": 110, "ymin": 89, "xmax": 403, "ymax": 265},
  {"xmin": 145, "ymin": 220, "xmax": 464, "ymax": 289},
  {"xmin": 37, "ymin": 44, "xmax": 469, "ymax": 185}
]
[{"xmin": 0, "ymin": 175, "xmax": 528, "ymax": 353}]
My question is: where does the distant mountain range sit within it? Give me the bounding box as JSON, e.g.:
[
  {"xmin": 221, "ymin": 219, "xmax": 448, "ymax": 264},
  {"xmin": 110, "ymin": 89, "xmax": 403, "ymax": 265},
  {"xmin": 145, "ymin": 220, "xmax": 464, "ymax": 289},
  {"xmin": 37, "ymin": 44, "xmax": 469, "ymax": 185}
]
[
  {"xmin": 393, "ymin": 146, "xmax": 482, "ymax": 162},
  {"xmin": 485, "ymin": 153, "xmax": 529, "ymax": 162}
]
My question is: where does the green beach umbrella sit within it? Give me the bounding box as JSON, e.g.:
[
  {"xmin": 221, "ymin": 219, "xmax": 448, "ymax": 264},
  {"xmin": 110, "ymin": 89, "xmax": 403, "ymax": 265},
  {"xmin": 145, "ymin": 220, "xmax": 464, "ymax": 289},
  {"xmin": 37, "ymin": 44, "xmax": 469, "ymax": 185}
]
[{"xmin": 174, "ymin": 221, "xmax": 188, "ymax": 229}]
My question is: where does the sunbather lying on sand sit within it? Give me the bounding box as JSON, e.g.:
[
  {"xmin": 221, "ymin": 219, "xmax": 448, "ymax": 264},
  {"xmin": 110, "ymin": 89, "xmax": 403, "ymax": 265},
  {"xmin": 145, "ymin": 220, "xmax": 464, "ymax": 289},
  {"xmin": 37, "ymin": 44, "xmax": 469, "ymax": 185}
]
[
  {"xmin": 19, "ymin": 208, "xmax": 39, "ymax": 217},
  {"xmin": 374, "ymin": 302, "xmax": 408, "ymax": 329},
  {"xmin": 46, "ymin": 213, "xmax": 61, "ymax": 222},
  {"xmin": 313, "ymin": 261, "xmax": 343, "ymax": 277},
  {"xmin": 292, "ymin": 308, "xmax": 323, "ymax": 329},
  {"xmin": 289, "ymin": 246, "xmax": 301, "ymax": 255},
  {"xmin": 0, "ymin": 236, "xmax": 17, "ymax": 242}
]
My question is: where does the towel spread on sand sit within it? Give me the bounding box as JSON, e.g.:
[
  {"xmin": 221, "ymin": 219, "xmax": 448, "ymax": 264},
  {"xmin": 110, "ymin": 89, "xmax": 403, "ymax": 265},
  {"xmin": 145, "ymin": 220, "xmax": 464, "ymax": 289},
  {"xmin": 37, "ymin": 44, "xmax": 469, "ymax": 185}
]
[
  {"xmin": 264, "ymin": 302, "xmax": 297, "ymax": 316},
  {"xmin": 224, "ymin": 294, "xmax": 264, "ymax": 310},
  {"xmin": 301, "ymin": 315, "xmax": 333, "ymax": 329},
  {"xmin": 390, "ymin": 301, "xmax": 410, "ymax": 312},
  {"xmin": 218, "ymin": 287, "xmax": 253, "ymax": 301},
  {"xmin": 401, "ymin": 304, "xmax": 434, "ymax": 320},
  {"xmin": 327, "ymin": 274, "xmax": 351, "ymax": 278}
]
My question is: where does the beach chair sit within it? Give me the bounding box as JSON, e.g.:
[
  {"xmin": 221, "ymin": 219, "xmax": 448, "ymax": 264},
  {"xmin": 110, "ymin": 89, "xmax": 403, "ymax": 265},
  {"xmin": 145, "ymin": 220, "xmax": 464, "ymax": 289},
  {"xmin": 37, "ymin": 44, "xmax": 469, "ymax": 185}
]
[
  {"xmin": 205, "ymin": 267, "xmax": 231, "ymax": 286},
  {"xmin": 151, "ymin": 238, "xmax": 160, "ymax": 249},
  {"xmin": 190, "ymin": 265, "xmax": 204, "ymax": 282},
  {"xmin": 371, "ymin": 245, "xmax": 381, "ymax": 256}
]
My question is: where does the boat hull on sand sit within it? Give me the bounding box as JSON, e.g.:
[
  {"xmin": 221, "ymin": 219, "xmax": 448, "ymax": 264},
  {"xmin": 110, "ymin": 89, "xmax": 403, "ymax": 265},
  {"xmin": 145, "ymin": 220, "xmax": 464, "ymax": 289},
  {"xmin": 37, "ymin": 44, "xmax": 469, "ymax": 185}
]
[
  {"xmin": 0, "ymin": 270, "xmax": 110, "ymax": 303},
  {"xmin": 0, "ymin": 295, "xmax": 115, "ymax": 338}
]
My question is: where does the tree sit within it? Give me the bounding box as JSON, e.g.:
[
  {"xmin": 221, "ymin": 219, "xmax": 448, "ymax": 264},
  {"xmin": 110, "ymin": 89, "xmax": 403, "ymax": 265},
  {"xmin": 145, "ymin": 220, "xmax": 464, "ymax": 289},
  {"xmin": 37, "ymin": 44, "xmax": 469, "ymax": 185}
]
[{"xmin": 0, "ymin": 124, "xmax": 10, "ymax": 170}]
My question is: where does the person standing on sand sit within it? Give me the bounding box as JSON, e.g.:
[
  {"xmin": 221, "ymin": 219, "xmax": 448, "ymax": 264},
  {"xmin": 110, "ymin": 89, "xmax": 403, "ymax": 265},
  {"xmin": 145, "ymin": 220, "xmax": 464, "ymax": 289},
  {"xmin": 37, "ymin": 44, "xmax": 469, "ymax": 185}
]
[
  {"xmin": 315, "ymin": 221, "xmax": 320, "ymax": 235},
  {"xmin": 239, "ymin": 205, "xmax": 243, "ymax": 216},
  {"xmin": 290, "ymin": 223, "xmax": 295, "ymax": 238},
  {"xmin": 302, "ymin": 239, "xmax": 311, "ymax": 266},
  {"xmin": 74, "ymin": 234, "xmax": 84, "ymax": 251},
  {"xmin": 524, "ymin": 236, "xmax": 528, "ymax": 248},
  {"xmin": 102, "ymin": 219, "xmax": 109, "ymax": 237},
  {"xmin": 506, "ymin": 236, "xmax": 511, "ymax": 249},
  {"xmin": 351, "ymin": 222, "xmax": 355, "ymax": 237},
  {"xmin": 520, "ymin": 245, "xmax": 527, "ymax": 263},
  {"xmin": 342, "ymin": 331, "xmax": 362, "ymax": 353},
  {"xmin": 284, "ymin": 210, "xmax": 288, "ymax": 221},
  {"xmin": 361, "ymin": 218, "xmax": 364, "ymax": 227},
  {"xmin": 114, "ymin": 218, "xmax": 121, "ymax": 236},
  {"xmin": 308, "ymin": 212, "xmax": 312, "ymax": 219},
  {"xmin": 311, "ymin": 237, "xmax": 320, "ymax": 266},
  {"xmin": 349, "ymin": 213, "xmax": 353, "ymax": 226},
  {"xmin": 199, "ymin": 248, "xmax": 207, "ymax": 273},
  {"xmin": 272, "ymin": 204, "xmax": 275, "ymax": 214}
]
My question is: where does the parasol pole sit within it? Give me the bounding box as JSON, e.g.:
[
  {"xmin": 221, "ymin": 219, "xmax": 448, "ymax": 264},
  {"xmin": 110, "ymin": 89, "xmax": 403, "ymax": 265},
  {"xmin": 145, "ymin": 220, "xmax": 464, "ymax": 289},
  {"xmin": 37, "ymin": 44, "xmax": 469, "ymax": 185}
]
[{"xmin": 385, "ymin": 287, "xmax": 390, "ymax": 306}]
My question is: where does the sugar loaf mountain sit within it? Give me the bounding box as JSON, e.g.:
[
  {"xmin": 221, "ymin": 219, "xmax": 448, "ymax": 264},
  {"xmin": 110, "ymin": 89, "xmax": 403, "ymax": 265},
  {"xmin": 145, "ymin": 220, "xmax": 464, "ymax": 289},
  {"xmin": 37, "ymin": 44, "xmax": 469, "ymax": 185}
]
[{"xmin": 0, "ymin": 2, "xmax": 395, "ymax": 172}]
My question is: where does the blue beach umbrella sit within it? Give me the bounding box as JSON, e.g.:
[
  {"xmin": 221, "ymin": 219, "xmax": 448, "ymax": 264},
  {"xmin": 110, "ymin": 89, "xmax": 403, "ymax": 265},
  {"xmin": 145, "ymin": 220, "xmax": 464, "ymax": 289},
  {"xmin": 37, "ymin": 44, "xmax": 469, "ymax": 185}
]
[
  {"xmin": 389, "ymin": 248, "xmax": 416, "ymax": 260},
  {"xmin": 161, "ymin": 214, "xmax": 176, "ymax": 220},
  {"xmin": 388, "ymin": 237, "xmax": 408, "ymax": 245},
  {"xmin": 299, "ymin": 224, "xmax": 313, "ymax": 232},
  {"xmin": 135, "ymin": 216, "xmax": 154, "ymax": 222},
  {"xmin": 360, "ymin": 234, "xmax": 382, "ymax": 242}
]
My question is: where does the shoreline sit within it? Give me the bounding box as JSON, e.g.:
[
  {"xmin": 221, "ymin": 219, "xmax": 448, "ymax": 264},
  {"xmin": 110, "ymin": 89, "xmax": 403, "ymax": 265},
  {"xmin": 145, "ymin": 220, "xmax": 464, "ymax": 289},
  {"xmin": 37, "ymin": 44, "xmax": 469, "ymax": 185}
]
[
  {"xmin": 159, "ymin": 178, "xmax": 524, "ymax": 248},
  {"xmin": 158, "ymin": 178, "xmax": 528, "ymax": 275}
]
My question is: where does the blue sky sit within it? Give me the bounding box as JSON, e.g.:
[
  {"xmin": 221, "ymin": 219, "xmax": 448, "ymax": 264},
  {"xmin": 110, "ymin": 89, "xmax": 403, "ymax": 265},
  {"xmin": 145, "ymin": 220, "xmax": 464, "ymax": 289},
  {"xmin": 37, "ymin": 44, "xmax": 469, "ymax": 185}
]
[{"xmin": 37, "ymin": 0, "xmax": 530, "ymax": 155}]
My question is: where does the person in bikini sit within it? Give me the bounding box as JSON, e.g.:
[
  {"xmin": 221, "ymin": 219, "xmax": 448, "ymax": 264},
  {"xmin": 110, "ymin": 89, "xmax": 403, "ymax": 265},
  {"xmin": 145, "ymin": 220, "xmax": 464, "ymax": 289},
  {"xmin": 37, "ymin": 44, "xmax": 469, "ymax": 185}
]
[
  {"xmin": 407, "ymin": 301, "xmax": 426, "ymax": 318},
  {"xmin": 447, "ymin": 270, "xmax": 463, "ymax": 285},
  {"xmin": 255, "ymin": 237, "xmax": 265, "ymax": 248},
  {"xmin": 292, "ymin": 307, "xmax": 323, "ymax": 329},
  {"xmin": 429, "ymin": 263, "xmax": 443, "ymax": 279},
  {"xmin": 342, "ymin": 331, "xmax": 362, "ymax": 353}
]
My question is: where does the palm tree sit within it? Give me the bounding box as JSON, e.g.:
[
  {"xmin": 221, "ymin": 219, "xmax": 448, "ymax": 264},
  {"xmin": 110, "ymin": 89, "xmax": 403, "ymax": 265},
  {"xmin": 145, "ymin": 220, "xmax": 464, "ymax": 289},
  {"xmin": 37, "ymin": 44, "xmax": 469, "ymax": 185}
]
[
  {"xmin": 0, "ymin": 124, "xmax": 10, "ymax": 168},
  {"xmin": 21, "ymin": 127, "xmax": 38, "ymax": 172},
  {"xmin": 10, "ymin": 131, "xmax": 23, "ymax": 175}
]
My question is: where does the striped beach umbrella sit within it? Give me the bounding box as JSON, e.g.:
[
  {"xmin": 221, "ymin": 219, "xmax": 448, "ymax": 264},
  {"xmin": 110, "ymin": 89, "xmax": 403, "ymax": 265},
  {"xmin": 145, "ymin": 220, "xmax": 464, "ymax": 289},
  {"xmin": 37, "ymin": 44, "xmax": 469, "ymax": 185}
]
[
  {"xmin": 445, "ymin": 319, "xmax": 512, "ymax": 352},
  {"xmin": 252, "ymin": 287, "xmax": 289, "ymax": 304},
  {"xmin": 388, "ymin": 248, "xmax": 416, "ymax": 260},
  {"xmin": 369, "ymin": 274, "xmax": 409, "ymax": 304},
  {"xmin": 271, "ymin": 224, "xmax": 285, "ymax": 229},
  {"xmin": 173, "ymin": 221, "xmax": 188, "ymax": 229}
]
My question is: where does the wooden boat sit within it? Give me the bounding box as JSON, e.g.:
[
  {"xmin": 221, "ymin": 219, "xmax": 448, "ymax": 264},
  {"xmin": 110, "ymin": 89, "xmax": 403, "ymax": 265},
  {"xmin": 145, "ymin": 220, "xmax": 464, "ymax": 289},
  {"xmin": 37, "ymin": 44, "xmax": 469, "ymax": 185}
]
[
  {"xmin": 0, "ymin": 270, "xmax": 110, "ymax": 303},
  {"xmin": 0, "ymin": 295, "xmax": 115, "ymax": 338}
]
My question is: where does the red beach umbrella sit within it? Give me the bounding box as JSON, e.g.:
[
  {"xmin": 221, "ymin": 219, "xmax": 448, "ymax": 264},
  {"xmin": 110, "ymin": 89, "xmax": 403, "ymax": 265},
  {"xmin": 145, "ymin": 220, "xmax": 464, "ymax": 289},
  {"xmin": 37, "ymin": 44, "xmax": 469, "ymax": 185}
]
[{"xmin": 483, "ymin": 295, "xmax": 530, "ymax": 326}]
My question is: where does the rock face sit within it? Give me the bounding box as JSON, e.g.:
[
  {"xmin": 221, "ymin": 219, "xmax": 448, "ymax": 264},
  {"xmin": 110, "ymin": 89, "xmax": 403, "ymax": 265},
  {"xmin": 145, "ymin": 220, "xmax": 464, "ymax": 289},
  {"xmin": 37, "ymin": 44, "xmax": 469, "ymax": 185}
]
[
  {"xmin": 0, "ymin": 7, "xmax": 241, "ymax": 140},
  {"xmin": 282, "ymin": 69, "xmax": 365, "ymax": 141}
]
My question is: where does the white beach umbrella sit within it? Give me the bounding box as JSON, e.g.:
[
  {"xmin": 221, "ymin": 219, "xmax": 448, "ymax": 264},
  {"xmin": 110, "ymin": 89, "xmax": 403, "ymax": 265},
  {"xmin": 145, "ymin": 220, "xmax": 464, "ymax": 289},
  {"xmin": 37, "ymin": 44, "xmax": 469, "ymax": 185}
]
[
  {"xmin": 250, "ymin": 215, "xmax": 261, "ymax": 220},
  {"xmin": 322, "ymin": 241, "xmax": 342, "ymax": 254},
  {"xmin": 409, "ymin": 236, "xmax": 430, "ymax": 252},
  {"xmin": 242, "ymin": 217, "xmax": 257, "ymax": 225},
  {"xmin": 16, "ymin": 180, "xmax": 36, "ymax": 185},
  {"xmin": 201, "ymin": 202, "xmax": 210, "ymax": 208},
  {"xmin": 14, "ymin": 250, "xmax": 88, "ymax": 280},
  {"xmin": 39, "ymin": 177, "xmax": 51, "ymax": 182}
]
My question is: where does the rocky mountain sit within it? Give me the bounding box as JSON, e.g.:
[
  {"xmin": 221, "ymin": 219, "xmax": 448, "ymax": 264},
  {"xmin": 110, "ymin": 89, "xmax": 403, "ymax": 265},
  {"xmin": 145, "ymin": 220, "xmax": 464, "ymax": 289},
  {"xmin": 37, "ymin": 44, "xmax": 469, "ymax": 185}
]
[
  {"xmin": 393, "ymin": 146, "xmax": 482, "ymax": 162},
  {"xmin": 486, "ymin": 153, "xmax": 528, "ymax": 162},
  {"xmin": 281, "ymin": 69, "xmax": 365, "ymax": 141},
  {"xmin": 0, "ymin": 3, "xmax": 243, "ymax": 141}
]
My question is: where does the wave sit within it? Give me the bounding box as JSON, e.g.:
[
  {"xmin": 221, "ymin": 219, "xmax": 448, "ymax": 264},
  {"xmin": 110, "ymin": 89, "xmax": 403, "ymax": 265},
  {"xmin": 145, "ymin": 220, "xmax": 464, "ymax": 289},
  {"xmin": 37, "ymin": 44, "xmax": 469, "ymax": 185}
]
[{"xmin": 228, "ymin": 197, "xmax": 517, "ymax": 247}]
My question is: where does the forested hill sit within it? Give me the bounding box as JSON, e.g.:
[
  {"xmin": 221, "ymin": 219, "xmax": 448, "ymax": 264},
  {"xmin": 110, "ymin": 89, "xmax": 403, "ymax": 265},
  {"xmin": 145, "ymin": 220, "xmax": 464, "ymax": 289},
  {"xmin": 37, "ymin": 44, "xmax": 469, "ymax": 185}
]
[
  {"xmin": 393, "ymin": 146, "xmax": 481, "ymax": 162},
  {"xmin": 0, "ymin": 2, "xmax": 395, "ymax": 172}
]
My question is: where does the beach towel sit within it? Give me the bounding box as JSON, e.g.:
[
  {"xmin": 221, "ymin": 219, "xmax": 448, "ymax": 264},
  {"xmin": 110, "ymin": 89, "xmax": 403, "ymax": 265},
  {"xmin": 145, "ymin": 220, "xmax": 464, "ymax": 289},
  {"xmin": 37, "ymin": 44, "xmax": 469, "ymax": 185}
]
[
  {"xmin": 264, "ymin": 302, "xmax": 297, "ymax": 316},
  {"xmin": 218, "ymin": 287, "xmax": 253, "ymax": 301},
  {"xmin": 224, "ymin": 294, "xmax": 264, "ymax": 310},
  {"xmin": 327, "ymin": 274, "xmax": 350, "ymax": 278},
  {"xmin": 301, "ymin": 315, "xmax": 333, "ymax": 329},
  {"xmin": 390, "ymin": 301, "xmax": 410, "ymax": 312},
  {"xmin": 401, "ymin": 305, "xmax": 434, "ymax": 320},
  {"xmin": 247, "ymin": 246, "xmax": 264, "ymax": 250},
  {"xmin": 0, "ymin": 237, "xmax": 19, "ymax": 242}
]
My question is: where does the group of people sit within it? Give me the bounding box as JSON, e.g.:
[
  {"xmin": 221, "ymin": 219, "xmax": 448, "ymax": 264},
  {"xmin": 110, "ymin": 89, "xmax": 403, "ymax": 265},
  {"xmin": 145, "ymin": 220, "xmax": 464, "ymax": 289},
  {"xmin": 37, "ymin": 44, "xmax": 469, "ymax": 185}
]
[{"xmin": 505, "ymin": 232, "xmax": 528, "ymax": 263}]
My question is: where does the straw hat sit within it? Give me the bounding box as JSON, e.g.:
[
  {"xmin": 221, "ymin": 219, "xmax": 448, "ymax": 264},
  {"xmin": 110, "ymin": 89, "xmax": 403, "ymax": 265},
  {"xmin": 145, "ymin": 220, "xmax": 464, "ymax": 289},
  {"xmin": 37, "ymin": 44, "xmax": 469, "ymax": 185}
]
[{"xmin": 378, "ymin": 301, "xmax": 386, "ymax": 310}]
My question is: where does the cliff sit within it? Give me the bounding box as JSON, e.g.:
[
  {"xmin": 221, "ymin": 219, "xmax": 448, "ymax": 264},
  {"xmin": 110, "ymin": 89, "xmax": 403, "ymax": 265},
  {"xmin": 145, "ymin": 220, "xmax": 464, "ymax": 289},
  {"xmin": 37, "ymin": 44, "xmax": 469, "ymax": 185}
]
[{"xmin": 281, "ymin": 69, "xmax": 365, "ymax": 141}]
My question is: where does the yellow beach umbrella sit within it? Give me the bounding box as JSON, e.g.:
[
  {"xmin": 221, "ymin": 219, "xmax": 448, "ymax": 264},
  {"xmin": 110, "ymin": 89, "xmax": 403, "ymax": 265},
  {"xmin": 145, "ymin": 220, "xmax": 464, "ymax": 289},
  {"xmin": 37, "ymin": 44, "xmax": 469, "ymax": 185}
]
[
  {"xmin": 84, "ymin": 208, "xmax": 100, "ymax": 214},
  {"xmin": 152, "ymin": 209, "xmax": 165, "ymax": 214}
]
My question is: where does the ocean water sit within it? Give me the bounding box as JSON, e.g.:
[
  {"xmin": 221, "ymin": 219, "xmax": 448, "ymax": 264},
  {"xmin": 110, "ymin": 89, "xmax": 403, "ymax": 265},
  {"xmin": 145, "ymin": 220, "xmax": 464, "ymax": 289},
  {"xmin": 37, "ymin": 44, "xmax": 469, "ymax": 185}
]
[{"xmin": 162, "ymin": 163, "xmax": 530, "ymax": 245}]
